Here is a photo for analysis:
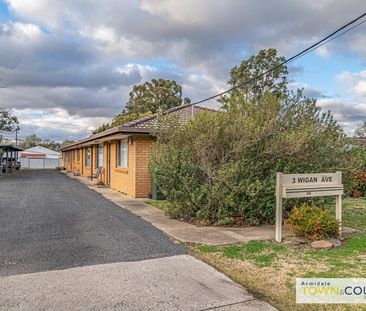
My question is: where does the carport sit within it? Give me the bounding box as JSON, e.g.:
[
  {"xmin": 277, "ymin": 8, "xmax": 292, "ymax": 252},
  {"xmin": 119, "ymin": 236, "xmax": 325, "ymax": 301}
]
[{"xmin": 0, "ymin": 145, "xmax": 23, "ymax": 174}]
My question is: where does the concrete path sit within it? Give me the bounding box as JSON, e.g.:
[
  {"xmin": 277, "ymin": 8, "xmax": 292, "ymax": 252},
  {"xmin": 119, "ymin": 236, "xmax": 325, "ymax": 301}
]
[
  {"xmin": 0, "ymin": 255, "xmax": 276, "ymax": 311},
  {"xmin": 0, "ymin": 170, "xmax": 276, "ymax": 310},
  {"xmin": 69, "ymin": 173, "xmax": 287, "ymax": 245}
]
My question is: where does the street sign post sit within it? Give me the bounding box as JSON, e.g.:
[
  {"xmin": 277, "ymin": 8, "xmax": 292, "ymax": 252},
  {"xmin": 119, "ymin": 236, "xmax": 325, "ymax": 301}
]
[{"xmin": 275, "ymin": 172, "xmax": 343, "ymax": 242}]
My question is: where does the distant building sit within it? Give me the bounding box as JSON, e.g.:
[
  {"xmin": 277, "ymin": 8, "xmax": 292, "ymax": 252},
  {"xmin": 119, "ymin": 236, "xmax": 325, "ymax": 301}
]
[{"xmin": 19, "ymin": 146, "xmax": 61, "ymax": 169}]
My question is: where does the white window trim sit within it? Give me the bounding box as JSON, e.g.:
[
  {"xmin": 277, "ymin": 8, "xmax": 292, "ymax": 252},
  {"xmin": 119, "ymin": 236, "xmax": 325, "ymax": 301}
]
[
  {"xmin": 97, "ymin": 144, "xmax": 104, "ymax": 168},
  {"xmin": 86, "ymin": 148, "xmax": 91, "ymax": 167},
  {"xmin": 118, "ymin": 139, "xmax": 128, "ymax": 168}
]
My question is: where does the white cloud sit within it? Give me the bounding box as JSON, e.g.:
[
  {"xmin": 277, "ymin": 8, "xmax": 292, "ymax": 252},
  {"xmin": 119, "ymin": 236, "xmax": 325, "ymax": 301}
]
[
  {"xmin": 3, "ymin": 0, "xmax": 366, "ymax": 139},
  {"xmin": 318, "ymin": 98, "xmax": 366, "ymax": 135},
  {"xmin": 117, "ymin": 63, "xmax": 158, "ymax": 79},
  {"xmin": 13, "ymin": 108, "xmax": 110, "ymax": 141},
  {"xmin": 337, "ymin": 70, "xmax": 366, "ymax": 100}
]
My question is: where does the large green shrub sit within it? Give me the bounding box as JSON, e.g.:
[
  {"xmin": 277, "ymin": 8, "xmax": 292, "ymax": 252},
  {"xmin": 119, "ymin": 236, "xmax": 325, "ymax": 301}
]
[
  {"xmin": 150, "ymin": 92, "xmax": 360, "ymax": 225},
  {"xmin": 285, "ymin": 204, "xmax": 339, "ymax": 240}
]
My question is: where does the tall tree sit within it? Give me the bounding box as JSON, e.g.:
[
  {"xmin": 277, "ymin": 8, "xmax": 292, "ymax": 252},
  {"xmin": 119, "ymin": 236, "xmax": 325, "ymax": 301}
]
[
  {"xmin": 93, "ymin": 79, "xmax": 190, "ymax": 134},
  {"xmin": 19, "ymin": 134, "xmax": 42, "ymax": 150},
  {"xmin": 0, "ymin": 108, "xmax": 18, "ymax": 132},
  {"xmin": 125, "ymin": 78, "xmax": 190, "ymax": 114},
  {"xmin": 219, "ymin": 48, "xmax": 288, "ymax": 108},
  {"xmin": 39, "ymin": 139, "xmax": 61, "ymax": 151},
  {"xmin": 0, "ymin": 108, "xmax": 18, "ymax": 144}
]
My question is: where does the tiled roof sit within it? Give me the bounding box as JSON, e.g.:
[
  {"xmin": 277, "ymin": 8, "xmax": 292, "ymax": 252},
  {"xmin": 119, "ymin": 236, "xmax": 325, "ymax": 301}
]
[
  {"xmin": 60, "ymin": 103, "xmax": 217, "ymax": 150},
  {"xmin": 121, "ymin": 104, "xmax": 217, "ymax": 128}
]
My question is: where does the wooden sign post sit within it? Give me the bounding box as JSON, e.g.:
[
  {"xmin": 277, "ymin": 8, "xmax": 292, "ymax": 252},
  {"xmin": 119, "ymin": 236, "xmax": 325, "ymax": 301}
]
[{"xmin": 275, "ymin": 172, "xmax": 343, "ymax": 242}]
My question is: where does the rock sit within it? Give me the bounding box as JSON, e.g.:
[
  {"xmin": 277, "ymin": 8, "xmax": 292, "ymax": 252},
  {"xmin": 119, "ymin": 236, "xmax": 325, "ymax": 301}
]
[
  {"xmin": 311, "ymin": 240, "xmax": 333, "ymax": 250},
  {"xmin": 343, "ymin": 227, "xmax": 361, "ymax": 234},
  {"xmin": 338, "ymin": 236, "xmax": 345, "ymax": 241},
  {"xmin": 326, "ymin": 238, "xmax": 342, "ymax": 248},
  {"xmin": 283, "ymin": 236, "xmax": 308, "ymax": 245}
]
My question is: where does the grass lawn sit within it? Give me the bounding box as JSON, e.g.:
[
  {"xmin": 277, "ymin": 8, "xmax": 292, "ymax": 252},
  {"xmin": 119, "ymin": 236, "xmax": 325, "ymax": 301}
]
[
  {"xmin": 190, "ymin": 197, "xmax": 366, "ymax": 311},
  {"xmin": 144, "ymin": 199, "xmax": 169, "ymax": 211}
]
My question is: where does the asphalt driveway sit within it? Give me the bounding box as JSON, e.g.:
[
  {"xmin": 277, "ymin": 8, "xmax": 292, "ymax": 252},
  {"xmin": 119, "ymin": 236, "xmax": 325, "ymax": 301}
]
[
  {"xmin": 0, "ymin": 170, "xmax": 276, "ymax": 310},
  {"xmin": 0, "ymin": 170, "xmax": 185, "ymax": 277}
]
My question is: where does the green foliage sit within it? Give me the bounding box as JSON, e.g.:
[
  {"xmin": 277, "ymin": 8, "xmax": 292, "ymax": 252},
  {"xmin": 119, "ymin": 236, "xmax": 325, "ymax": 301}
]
[
  {"xmin": 150, "ymin": 49, "xmax": 362, "ymax": 225},
  {"xmin": 19, "ymin": 134, "xmax": 62, "ymax": 150},
  {"xmin": 19, "ymin": 134, "xmax": 42, "ymax": 149},
  {"xmin": 144, "ymin": 199, "xmax": 169, "ymax": 211},
  {"xmin": 219, "ymin": 48, "xmax": 288, "ymax": 108},
  {"xmin": 126, "ymin": 78, "xmax": 190, "ymax": 114},
  {"xmin": 346, "ymin": 147, "xmax": 366, "ymax": 197},
  {"xmin": 351, "ymin": 172, "xmax": 366, "ymax": 197},
  {"xmin": 285, "ymin": 204, "xmax": 339, "ymax": 240},
  {"xmin": 150, "ymin": 91, "xmax": 359, "ymax": 225},
  {"xmin": 197, "ymin": 240, "xmax": 288, "ymax": 267},
  {"xmin": 93, "ymin": 79, "xmax": 190, "ymax": 134},
  {"xmin": 93, "ymin": 112, "xmax": 152, "ymax": 134},
  {"xmin": 0, "ymin": 108, "xmax": 18, "ymax": 133}
]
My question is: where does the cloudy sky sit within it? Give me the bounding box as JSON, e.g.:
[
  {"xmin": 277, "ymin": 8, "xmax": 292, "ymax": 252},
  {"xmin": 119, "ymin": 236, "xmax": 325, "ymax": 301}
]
[{"xmin": 0, "ymin": 0, "xmax": 366, "ymax": 141}]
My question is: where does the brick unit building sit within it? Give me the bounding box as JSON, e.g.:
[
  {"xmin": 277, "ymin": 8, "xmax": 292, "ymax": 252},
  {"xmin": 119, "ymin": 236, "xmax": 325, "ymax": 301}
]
[{"xmin": 60, "ymin": 104, "xmax": 215, "ymax": 198}]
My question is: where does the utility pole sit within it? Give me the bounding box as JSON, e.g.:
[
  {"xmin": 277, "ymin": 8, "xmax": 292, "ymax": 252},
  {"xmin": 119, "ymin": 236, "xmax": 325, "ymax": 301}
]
[{"xmin": 15, "ymin": 126, "xmax": 19, "ymax": 146}]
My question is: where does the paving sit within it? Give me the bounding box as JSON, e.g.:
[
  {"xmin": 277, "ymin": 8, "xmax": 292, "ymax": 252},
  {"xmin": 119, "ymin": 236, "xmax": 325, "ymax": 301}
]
[
  {"xmin": 0, "ymin": 170, "xmax": 276, "ymax": 310},
  {"xmin": 0, "ymin": 170, "xmax": 185, "ymax": 276},
  {"xmin": 70, "ymin": 173, "xmax": 287, "ymax": 245},
  {"xmin": 0, "ymin": 255, "xmax": 276, "ymax": 311}
]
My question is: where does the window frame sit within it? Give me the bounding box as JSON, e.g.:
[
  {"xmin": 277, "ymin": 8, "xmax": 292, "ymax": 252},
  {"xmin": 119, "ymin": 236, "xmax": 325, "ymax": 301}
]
[
  {"xmin": 117, "ymin": 139, "xmax": 128, "ymax": 168},
  {"xmin": 97, "ymin": 144, "xmax": 104, "ymax": 168},
  {"xmin": 85, "ymin": 147, "xmax": 91, "ymax": 167}
]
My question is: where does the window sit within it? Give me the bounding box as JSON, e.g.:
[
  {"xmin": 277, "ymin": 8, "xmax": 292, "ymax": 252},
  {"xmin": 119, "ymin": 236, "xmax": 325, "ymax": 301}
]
[
  {"xmin": 77, "ymin": 149, "xmax": 80, "ymax": 162},
  {"xmin": 118, "ymin": 139, "xmax": 128, "ymax": 168},
  {"xmin": 86, "ymin": 148, "xmax": 91, "ymax": 167},
  {"xmin": 66, "ymin": 152, "xmax": 69, "ymax": 163},
  {"xmin": 97, "ymin": 144, "xmax": 103, "ymax": 168}
]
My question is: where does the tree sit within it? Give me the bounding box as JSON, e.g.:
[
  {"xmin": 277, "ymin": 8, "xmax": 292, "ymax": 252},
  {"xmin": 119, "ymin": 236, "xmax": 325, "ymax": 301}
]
[
  {"xmin": 0, "ymin": 108, "xmax": 18, "ymax": 134},
  {"xmin": 39, "ymin": 139, "xmax": 61, "ymax": 151},
  {"xmin": 0, "ymin": 108, "xmax": 19, "ymax": 145},
  {"xmin": 150, "ymin": 49, "xmax": 362, "ymax": 225},
  {"xmin": 19, "ymin": 134, "xmax": 42, "ymax": 150},
  {"xmin": 354, "ymin": 121, "xmax": 366, "ymax": 138},
  {"xmin": 151, "ymin": 93, "xmax": 357, "ymax": 225},
  {"xmin": 125, "ymin": 79, "xmax": 190, "ymax": 115},
  {"xmin": 219, "ymin": 48, "xmax": 288, "ymax": 108},
  {"xmin": 93, "ymin": 79, "xmax": 190, "ymax": 134},
  {"xmin": 93, "ymin": 112, "xmax": 151, "ymax": 134}
]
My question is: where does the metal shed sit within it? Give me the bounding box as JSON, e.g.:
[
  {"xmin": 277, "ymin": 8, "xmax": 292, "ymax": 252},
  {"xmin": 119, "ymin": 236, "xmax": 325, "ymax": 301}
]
[{"xmin": 18, "ymin": 146, "xmax": 61, "ymax": 169}]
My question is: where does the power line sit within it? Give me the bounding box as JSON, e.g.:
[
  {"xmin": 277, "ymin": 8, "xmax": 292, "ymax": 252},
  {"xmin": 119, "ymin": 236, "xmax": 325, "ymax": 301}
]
[
  {"xmin": 290, "ymin": 18, "xmax": 366, "ymax": 63},
  {"xmin": 193, "ymin": 12, "xmax": 366, "ymax": 105}
]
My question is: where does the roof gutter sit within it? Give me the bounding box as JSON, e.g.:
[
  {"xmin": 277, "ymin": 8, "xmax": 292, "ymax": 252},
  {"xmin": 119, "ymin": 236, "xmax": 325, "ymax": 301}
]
[{"xmin": 60, "ymin": 127, "xmax": 151, "ymax": 151}]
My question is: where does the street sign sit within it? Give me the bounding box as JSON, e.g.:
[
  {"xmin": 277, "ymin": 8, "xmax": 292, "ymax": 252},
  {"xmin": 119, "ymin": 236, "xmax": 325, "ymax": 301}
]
[{"xmin": 275, "ymin": 172, "xmax": 343, "ymax": 242}]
